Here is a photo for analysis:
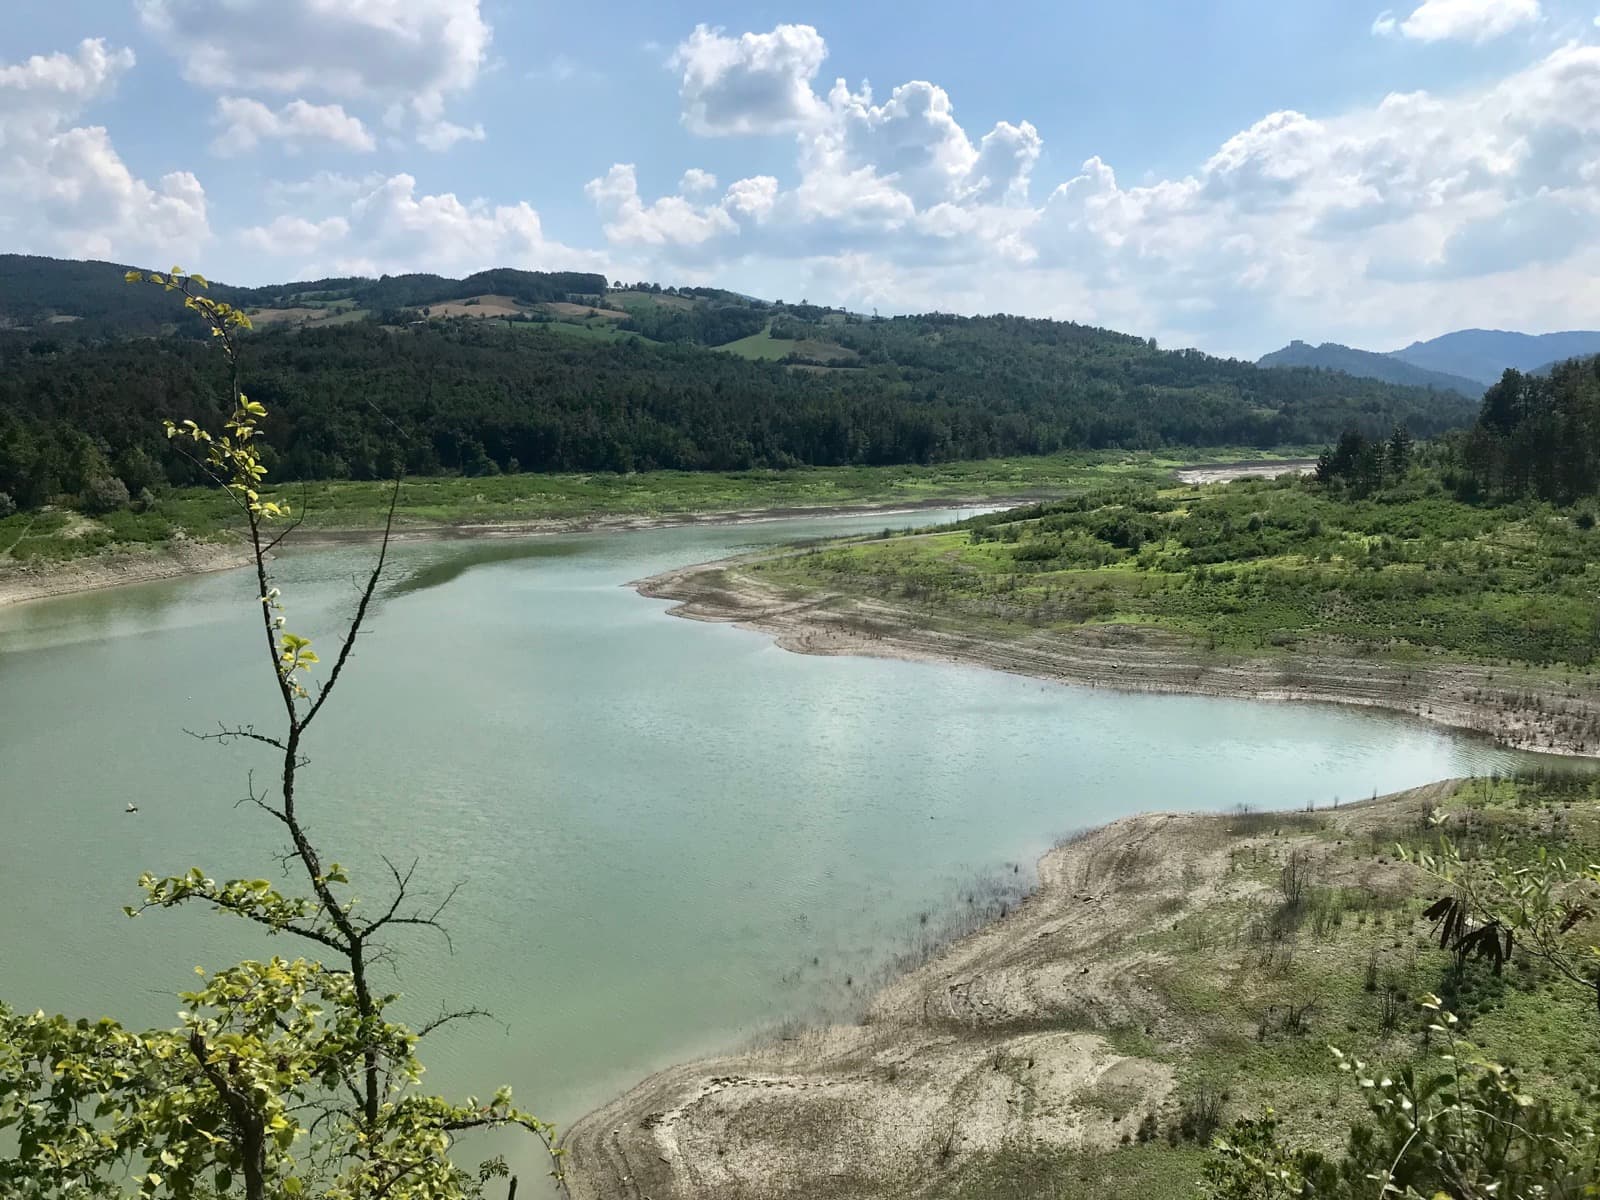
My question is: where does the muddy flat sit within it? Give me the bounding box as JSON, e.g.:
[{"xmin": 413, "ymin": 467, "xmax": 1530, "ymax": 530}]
[{"xmin": 1173, "ymin": 458, "xmax": 1316, "ymax": 485}]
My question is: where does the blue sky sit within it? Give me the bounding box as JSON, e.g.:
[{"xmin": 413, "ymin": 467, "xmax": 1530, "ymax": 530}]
[{"xmin": 4, "ymin": 0, "xmax": 1600, "ymax": 356}]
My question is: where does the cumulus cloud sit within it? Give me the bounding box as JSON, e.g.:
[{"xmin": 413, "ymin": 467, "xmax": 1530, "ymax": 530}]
[
  {"xmin": 600, "ymin": 24, "xmax": 1600, "ymax": 355},
  {"xmin": 680, "ymin": 167, "xmax": 718, "ymax": 193},
  {"xmin": 585, "ymin": 163, "xmax": 737, "ymax": 247},
  {"xmin": 672, "ymin": 23, "xmax": 828, "ymax": 134},
  {"xmin": 137, "ymin": 0, "xmax": 490, "ymax": 147},
  {"xmin": 602, "ymin": 24, "xmax": 1044, "ymax": 271},
  {"xmin": 239, "ymin": 213, "xmax": 351, "ymax": 256},
  {"xmin": 243, "ymin": 173, "xmax": 605, "ymax": 278},
  {"xmin": 212, "ymin": 97, "xmax": 374, "ymax": 155},
  {"xmin": 0, "ymin": 39, "xmax": 208, "ymax": 262},
  {"xmin": 1373, "ymin": 0, "xmax": 1540, "ymax": 43}
]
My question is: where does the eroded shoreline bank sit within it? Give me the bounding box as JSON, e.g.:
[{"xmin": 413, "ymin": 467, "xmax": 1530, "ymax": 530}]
[
  {"xmin": 560, "ymin": 781, "xmax": 1466, "ymax": 1199},
  {"xmin": 632, "ymin": 553, "xmax": 1600, "ymax": 758},
  {"xmin": 0, "ymin": 495, "xmax": 1031, "ymax": 611}
]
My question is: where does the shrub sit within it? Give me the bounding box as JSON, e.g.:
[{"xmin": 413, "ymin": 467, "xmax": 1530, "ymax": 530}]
[
  {"xmin": 1177, "ymin": 1081, "xmax": 1227, "ymax": 1144},
  {"xmin": 0, "ymin": 491, "xmax": 15, "ymax": 519},
  {"xmin": 81, "ymin": 475, "xmax": 130, "ymax": 515}
]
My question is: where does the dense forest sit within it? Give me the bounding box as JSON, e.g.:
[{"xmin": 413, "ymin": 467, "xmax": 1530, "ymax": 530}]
[
  {"xmin": 0, "ymin": 255, "xmax": 1483, "ymax": 512},
  {"xmin": 1313, "ymin": 356, "xmax": 1600, "ymax": 503},
  {"xmin": 1459, "ymin": 357, "xmax": 1600, "ymax": 502}
]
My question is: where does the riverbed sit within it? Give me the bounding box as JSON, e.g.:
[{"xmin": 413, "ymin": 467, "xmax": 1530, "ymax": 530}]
[{"xmin": 0, "ymin": 508, "xmax": 1527, "ymax": 1185}]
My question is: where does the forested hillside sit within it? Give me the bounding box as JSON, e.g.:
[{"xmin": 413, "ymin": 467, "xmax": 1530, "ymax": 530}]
[{"xmin": 0, "ymin": 256, "xmax": 1480, "ymax": 510}]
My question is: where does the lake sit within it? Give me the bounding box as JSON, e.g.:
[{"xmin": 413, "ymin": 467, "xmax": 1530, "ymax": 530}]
[{"xmin": 0, "ymin": 508, "xmax": 1528, "ymax": 1185}]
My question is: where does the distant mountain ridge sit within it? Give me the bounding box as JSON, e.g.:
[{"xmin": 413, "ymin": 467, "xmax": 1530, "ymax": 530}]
[
  {"xmin": 1257, "ymin": 340, "xmax": 1484, "ymax": 397},
  {"xmin": 1259, "ymin": 328, "xmax": 1600, "ymax": 395},
  {"xmin": 1389, "ymin": 329, "xmax": 1600, "ymax": 386}
]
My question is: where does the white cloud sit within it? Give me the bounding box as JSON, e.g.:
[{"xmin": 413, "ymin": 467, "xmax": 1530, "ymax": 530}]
[
  {"xmin": 245, "ymin": 173, "xmax": 605, "ymax": 278},
  {"xmin": 1373, "ymin": 0, "xmax": 1540, "ymax": 43},
  {"xmin": 0, "ymin": 37, "xmax": 134, "ymax": 148},
  {"xmin": 137, "ymin": 0, "xmax": 490, "ymax": 146},
  {"xmin": 585, "ymin": 163, "xmax": 737, "ymax": 247},
  {"xmin": 0, "ymin": 39, "xmax": 208, "ymax": 262},
  {"xmin": 212, "ymin": 97, "xmax": 374, "ymax": 156},
  {"xmin": 600, "ymin": 24, "xmax": 1044, "ymax": 272},
  {"xmin": 0, "ymin": 37, "xmax": 133, "ymax": 110},
  {"xmin": 240, "ymin": 213, "xmax": 351, "ymax": 256},
  {"xmin": 724, "ymin": 175, "xmax": 779, "ymax": 221},
  {"xmin": 265, "ymin": 170, "xmax": 387, "ymax": 207},
  {"xmin": 598, "ymin": 26, "xmax": 1600, "ymax": 355},
  {"xmin": 680, "ymin": 167, "xmax": 718, "ymax": 193},
  {"xmin": 416, "ymin": 118, "xmax": 486, "ymax": 152},
  {"xmin": 672, "ymin": 23, "xmax": 828, "ymax": 134}
]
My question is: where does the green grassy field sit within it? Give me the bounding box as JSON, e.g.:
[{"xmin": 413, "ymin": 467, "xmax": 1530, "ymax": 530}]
[
  {"xmin": 0, "ymin": 452, "xmax": 1305, "ymax": 568},
  {"xmin": 716, "ymin": 321, "xmax": 859, "ymax": 363},
  {"xmin": 753, "ymin": 467, "xmax": 1600, "ymax": 668}
]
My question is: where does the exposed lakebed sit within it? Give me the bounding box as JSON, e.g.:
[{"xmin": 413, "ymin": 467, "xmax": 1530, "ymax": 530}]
[{"xmin": 0, "ymin": 507, "xmax": 1530, "ymax": 1183}]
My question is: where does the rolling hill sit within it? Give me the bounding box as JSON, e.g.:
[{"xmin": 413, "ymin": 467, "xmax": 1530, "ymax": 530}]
[{"xmin": 0, "ymin": 255, "xmax": 1482, "ymax": 509}]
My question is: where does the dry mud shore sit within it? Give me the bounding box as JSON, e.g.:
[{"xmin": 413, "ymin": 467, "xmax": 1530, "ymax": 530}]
[
  {"xmin": 633, "ymin": 554, "xmax": 1600, "ymax": 758},
  {"xmin": 562, "ymin": 782, "xmax": 1461, "ymax": 1200},
  {"xmin": 0, "ymin": 497, "xmax": 1035, "ymax": 611},
  {"xmin": 0, "ymin": 537, "xmax": 254, "ymax": 608}
]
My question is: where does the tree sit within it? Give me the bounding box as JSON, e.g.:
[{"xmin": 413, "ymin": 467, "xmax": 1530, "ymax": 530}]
[
  {"xmin": 82, "ymin": 474, "xmax": 130, "ymax": 514},
  {"xmin": 1387, "ymin": 424, "xmax": 1413, "ymax": 474},
  {"xmin": 0, "ymin": 268, "xmax": 560, "ymax": 1200}
]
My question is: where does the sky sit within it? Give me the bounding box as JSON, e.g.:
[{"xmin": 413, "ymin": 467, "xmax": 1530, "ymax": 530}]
[{"xmin": 4, "ymin": 0, "xmax": 1600, "ymax": 357}]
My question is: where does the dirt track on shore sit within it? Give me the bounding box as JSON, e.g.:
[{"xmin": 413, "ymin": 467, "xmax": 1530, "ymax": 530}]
[{"xmin": 631, "ymin": 554, "xmax": 1600, "ymax": 758}]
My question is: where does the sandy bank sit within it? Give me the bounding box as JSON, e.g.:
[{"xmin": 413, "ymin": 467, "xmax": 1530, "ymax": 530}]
[
  {"xmin": 279, "ymin": 495, "xmax": 1037, "ymax": 549},
  {"xmin": 632, "ymin": 554, "xmax": 1600, "ymax": 758},
  {"xmin": 561, "ymin": 781, "xmax": 1462, "ymax": 1200},
  {"xmin": 0, "ymin": 537, "xmax": 255, "ymax": 609},
  {"xmin": 0, "ymin": 496, "xmax": 1039, "ymax": 611}
]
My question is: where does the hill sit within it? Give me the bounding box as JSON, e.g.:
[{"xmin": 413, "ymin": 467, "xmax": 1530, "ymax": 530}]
[
  {"xmin": 1257, "ymin": 340, "xmax": 1483, "ymax": 396},
  {"xmin": 1389, "ymin": 328, "xmax": 1600, "ymax": 385},
  {"xmin": 0, "ymin": 256, "xmax": 1481, "ymax": 509},
  {"xmin": 0, "ymin": 253, "xmax": 612, "ymax": 339}
]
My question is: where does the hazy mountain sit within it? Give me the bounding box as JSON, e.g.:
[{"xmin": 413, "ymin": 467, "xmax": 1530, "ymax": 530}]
[
  {"xmin": 1389, "ymin": 329, "xmax": 1600, "ymax": 386},
  {"xmin": 1257, "ymin": 340, "xmax": 1483, "ymax": 397}
]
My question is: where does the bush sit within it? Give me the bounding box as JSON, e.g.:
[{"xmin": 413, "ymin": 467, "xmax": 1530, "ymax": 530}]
[
  {"xmin": 1177, "ymin": 1081, "xmax": 1227, "ymax": 1144},
  {"xmin": 0, "ymin": 492, "xmax": 15, "ymax": 519},
  {"xmin": 81, "ymin": 476, "xmax": 130, "ymax": 515}
]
